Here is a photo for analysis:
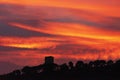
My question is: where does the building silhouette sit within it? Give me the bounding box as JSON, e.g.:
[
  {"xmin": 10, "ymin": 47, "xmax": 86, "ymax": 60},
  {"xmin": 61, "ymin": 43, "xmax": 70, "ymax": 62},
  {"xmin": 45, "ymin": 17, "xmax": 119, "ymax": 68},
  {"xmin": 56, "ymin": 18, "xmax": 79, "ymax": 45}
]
[
  {"xmin": 1, "ymin": 56, "xmax": 120, "ymax": 80},
  {"xmin": 45, "ymin": 56, "xmax": 54, "ymax": 64}
]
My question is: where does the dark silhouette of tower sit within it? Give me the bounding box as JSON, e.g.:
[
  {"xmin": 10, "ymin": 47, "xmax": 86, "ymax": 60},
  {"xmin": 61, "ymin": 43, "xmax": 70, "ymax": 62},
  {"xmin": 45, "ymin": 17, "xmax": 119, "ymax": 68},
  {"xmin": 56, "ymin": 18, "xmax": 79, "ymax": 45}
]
[{"xmin": 45, "ymin": 56, "xmax": 54, "ymax": 64}]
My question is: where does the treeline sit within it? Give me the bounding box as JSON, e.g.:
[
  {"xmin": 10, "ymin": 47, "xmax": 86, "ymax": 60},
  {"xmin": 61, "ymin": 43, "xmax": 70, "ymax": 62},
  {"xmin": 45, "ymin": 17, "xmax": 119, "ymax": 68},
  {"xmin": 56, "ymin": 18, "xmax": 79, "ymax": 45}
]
[{"xmin": 1, "ymin": 60, "xmax": 120, "ymax": 80}]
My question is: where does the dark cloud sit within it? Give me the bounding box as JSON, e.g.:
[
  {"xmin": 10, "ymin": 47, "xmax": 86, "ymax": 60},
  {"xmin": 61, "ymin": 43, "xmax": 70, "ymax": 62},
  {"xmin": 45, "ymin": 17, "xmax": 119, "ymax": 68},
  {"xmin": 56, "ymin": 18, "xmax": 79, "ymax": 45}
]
[
  {"xmin": 44, "ymin": 18, "xmax": 102, "ymax": 28},
  {"xmin": 0, "ymin": 22, "xmax": 56, "ymax": 37},
  {"xmin": 0, "ymin": 3, "xmax": 43, "ymax": 25},
  {"xmin": 0, "ymin": 3, "xmax": 61, "ymax": 37},
  {"xmin": 0, "ymin": 3, "xmax": 44, "ymax": 27},
  {"xmin": 0, "ymin": 46, "xmax": 34, "ymax": 51},
  {"xmin": 103, "ymin": 17, "xmax": 120, "ymax": 31},
  {"xmin": 1, "ymin": 3, "xmax": 120, "ymax": 33},
  {"xmin": 44, "ymin": 16, "xmax": 120, "ymax": 31},
  {"xmin": 42, "ymin": 6, "xmax": 120, "ymax": 31}
]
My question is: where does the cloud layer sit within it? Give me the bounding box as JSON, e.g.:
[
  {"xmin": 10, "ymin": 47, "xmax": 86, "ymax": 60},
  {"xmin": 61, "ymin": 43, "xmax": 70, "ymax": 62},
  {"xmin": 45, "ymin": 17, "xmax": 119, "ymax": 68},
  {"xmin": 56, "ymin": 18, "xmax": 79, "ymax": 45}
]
[{"xmin": 0, "ymin": 1, "xmax": 120, "ymax": 66}]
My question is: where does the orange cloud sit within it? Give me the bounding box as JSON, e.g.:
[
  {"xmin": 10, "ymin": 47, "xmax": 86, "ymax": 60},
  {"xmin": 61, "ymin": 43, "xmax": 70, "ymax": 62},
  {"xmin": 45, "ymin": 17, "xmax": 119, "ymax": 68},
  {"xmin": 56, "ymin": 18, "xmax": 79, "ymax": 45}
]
[
  {"xmin": 1, "ymin": 0, "xmax": 120, "ymax": 17},
  {"xmin": 10, "ymin": 22, "xmax": 120, "ymax": 43},
  {"xmin": 0, "ymin": 1, "xmax": 120, "ymax": 66},
  {"xmin": 0, "ymin": 36, "xmax": 65, "ymax": 49}
]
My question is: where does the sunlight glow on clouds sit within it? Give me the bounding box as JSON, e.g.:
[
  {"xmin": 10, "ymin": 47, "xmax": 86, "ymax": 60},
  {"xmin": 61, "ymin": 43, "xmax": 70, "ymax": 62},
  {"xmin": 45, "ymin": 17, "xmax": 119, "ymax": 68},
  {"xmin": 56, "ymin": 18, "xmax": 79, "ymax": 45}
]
[{"xmin": 0, "ymin": 0, "xmax": 120, "ymax": 66}]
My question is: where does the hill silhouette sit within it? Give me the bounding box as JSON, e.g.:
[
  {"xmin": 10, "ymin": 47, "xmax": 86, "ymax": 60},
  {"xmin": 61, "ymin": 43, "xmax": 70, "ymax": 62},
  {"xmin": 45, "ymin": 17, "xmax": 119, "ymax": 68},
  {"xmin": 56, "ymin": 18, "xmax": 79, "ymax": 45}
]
[{"xmin": 0, "ymin": 56, "xmax": 120, "ymax": 80}]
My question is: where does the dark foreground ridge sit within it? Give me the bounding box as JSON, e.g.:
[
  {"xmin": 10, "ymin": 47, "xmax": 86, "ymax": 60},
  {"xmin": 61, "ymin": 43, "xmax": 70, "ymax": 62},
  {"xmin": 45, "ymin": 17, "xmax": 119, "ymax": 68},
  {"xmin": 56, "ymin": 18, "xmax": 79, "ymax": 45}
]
[{"xmin": 1, "ymin": 56, "xmax": 120, "ymax": 80}]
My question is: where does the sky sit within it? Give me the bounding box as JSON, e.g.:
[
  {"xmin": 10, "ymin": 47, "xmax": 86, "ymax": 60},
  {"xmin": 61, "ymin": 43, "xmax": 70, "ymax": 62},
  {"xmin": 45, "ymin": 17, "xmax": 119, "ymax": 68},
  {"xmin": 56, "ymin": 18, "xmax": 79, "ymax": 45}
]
[{"xmin": 0, "ymin": 0, "xmax": 120, "ymax": 69}]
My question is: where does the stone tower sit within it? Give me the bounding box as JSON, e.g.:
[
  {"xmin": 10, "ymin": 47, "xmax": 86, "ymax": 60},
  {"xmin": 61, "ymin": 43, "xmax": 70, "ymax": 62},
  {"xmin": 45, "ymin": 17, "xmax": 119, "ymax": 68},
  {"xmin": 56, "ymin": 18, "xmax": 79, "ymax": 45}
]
[{"xmin": 45, "ymin": 56, "xmax": 54, "ymax": 64}]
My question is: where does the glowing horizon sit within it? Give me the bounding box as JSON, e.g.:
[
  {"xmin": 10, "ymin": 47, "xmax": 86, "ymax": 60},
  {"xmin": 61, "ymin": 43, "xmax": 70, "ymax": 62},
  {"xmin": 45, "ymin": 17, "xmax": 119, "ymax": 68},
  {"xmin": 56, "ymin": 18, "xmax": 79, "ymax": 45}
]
[{"xmin": 0, "ymin": 0, "xmax": 120, "ymax": 66}]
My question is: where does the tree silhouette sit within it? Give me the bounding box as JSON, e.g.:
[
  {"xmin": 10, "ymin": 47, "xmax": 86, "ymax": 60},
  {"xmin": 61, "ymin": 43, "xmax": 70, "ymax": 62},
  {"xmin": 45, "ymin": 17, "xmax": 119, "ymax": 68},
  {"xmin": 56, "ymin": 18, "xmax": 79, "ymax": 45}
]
[
  {"xmin": 1, "ymin": 57, "xmax": 120, "ymax": 80},
  {"xmin": 60, "ymin": 63, "xmax": 69, "ymax": 72},
  {"xmin": 68, "ymin": 61, "xmax": 74, "ymax": 70}
]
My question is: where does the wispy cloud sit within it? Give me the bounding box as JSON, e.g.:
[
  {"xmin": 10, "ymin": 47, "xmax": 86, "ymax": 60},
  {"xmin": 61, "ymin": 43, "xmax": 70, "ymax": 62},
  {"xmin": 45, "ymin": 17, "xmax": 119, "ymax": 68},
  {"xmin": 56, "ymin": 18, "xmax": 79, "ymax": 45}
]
[{"xmin": 0, "ymin": 2, "xmax": 120, "ymax": 66}]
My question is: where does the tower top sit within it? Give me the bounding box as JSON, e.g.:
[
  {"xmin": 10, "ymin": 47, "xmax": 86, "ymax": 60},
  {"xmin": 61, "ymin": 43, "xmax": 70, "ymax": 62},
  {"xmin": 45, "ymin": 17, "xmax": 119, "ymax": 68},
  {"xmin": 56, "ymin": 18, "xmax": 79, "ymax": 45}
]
[{"xmin": 45, "ymin": 56, "xmax": 54, "ymax": 64}]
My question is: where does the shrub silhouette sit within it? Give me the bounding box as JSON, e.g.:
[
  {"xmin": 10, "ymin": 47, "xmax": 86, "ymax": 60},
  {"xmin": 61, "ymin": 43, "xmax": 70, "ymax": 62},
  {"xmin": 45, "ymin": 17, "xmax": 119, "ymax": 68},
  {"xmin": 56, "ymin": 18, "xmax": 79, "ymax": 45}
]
[{"xmin": 1, "ymin": 58, "xmax": 120, "ymax": 80}]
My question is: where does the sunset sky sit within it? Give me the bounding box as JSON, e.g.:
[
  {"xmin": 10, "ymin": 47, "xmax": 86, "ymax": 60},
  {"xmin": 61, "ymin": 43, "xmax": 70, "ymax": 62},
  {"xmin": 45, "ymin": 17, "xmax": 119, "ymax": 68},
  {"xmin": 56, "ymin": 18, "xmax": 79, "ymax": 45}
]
[{"xmin": 0, "ymin": 0, "xmax": 120, "ymax": 69}]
